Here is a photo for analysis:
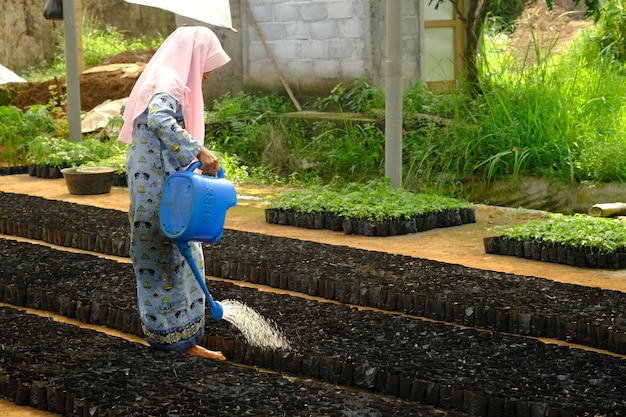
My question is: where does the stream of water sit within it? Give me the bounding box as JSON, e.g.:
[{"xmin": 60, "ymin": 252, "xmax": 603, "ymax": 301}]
[{"xmin": 220, "ymin": 299, "xmax": 291, "ymax": 350}]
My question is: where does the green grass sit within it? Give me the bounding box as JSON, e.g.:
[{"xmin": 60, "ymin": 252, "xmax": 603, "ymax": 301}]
[
  {"xmin": 203, "ymin": 11, "xmax": 626, "ymax": 193},
  {"xmin": 458, "ymin": 25, "xmax": 626, "ymax": 184},
  {"xmin": 396, "ymin": 9, "xmax": 626, "ymax": 189}
]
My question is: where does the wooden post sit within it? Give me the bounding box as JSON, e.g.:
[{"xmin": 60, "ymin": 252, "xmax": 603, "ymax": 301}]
[{"xmin": 76, "ymin": 0, "xmax": 84, "ymax": 72}]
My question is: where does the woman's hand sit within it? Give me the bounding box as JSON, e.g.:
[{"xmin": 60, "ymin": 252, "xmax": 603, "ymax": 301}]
[{"xmin": 196, "ymin": 147, "xmax": 220, "ymax": 174}]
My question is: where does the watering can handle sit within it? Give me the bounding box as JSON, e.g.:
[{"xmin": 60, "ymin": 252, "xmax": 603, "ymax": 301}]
[{"xmin": 187, "ymin": 161, "xmax": 224, "ymax": 178}]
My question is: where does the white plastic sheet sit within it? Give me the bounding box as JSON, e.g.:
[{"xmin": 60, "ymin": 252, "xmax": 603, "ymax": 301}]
[
  {"xmin": 0, "ymin": 65, "xmax": 26, "ymax": 85},
  {"xmin": 124, "ymin": 0, "xmax": 235, "ymax": 31},
  {"xmin": 81, "ymin": 98, "xmax": 127, "ymax": 133}
]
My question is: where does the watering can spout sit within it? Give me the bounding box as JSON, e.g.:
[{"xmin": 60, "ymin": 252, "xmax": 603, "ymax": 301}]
[
  {"xmin": 175, "ymin": 241, "xmax": 225, "ymax": 321},
  {"xmin": 210, "ymin": 300, "xmax": 224, "ymax": 320}
]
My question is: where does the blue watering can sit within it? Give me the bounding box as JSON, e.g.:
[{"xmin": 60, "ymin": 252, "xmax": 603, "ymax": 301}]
[{"xmin": 159, "ymin": 161, "xmax": 237, "ymax": 320}]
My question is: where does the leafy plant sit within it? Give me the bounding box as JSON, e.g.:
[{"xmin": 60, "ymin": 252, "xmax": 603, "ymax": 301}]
[
  {"xmin": 494, "ymin": 213, "xmax": 626, "ymax": 253},
  {"xmin": 0, "ymin": 105, "xmax": 55, "ymax": 166},
  {"xmin": 46, "ymin": 82, "xmax": 69, "ymax": 138},
  {"xmin": 587, "ymin": 0, "xmax": 626, "ymax": 63},
  {"xmin": 312, "ymin": 76, "xmax": 385, "ymax": 114},
  {"xmin": 207, "ymin": 91, "xmax": 294, "ymax": 122},
  {"xmin": 27, "ymin": 136, "xmax": 125, "ymax": 168},
  {"xmin": 266, "ymin": 180, "xmax": 472, "ymax": 222},
  {"xmin": 212, "ymin": 151, "xmax": 250, "ymax": 184},
  {"xmin": 81, "ymin": 152, "xmax": 126, "ymax": 175}
]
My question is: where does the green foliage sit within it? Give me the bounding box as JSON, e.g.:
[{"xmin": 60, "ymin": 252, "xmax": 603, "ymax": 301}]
[
  {"xmin": 207, "ymin": 89, "xmax": 386, "ymax": 185},
  {"xmin": 80, "ymin": 152, "xmax": 126, "ymax": 174},
  {"xmin": 206, "ymin": 92, "xmax": 300, "ymax": 175},
  {"xmin": 487, "ymin": 0, "xmax": 525, "ymax": 34},
  {"xmin": 204, "ymin": 36, "xmax": 626, "ymax": 192},
  {"xmin": 295, "ymin": 120, "xmax": 385, "ymax": 181},
  {"xmin": 394, "ymin": 16, "xmax": 626, "ymax": 186},
  {"xmin": 580, "ymin": 0, "xmax": 626, "ymax": 62},
  {"xmin": 494, "ymin": 213, "xmax": 626, "ymax": 253},
  {"xmin": 208, "ymin": 91, "xmax": 294, "ymax": 121},
  {"xmin": 82, "ymin": 23, "xmax": 146, "ymax": 68},
  {"xmin": 0, "ymin": 105, "xmax": 55, "ymax": 166},
  {"xmin": 207, "ymin": 116, "xmax": 268, "ymax": 167},
  {"xmin": 312, "ymin": 76, "xmax": 385, "ymax": 113},
  {"xmin": 27, "ymin": 136, "xmax": 125, "ymax": 168},
  {"xmin": 403, "ymin": 81, "xmax": 456, "ymax": 118},
  {"xmin": 267, "ymin": 179, "xmax": 472, "ymax": 222}
]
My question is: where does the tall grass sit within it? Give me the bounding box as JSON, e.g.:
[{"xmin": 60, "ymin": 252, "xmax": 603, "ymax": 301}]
[
  {"xmin": 207, "ymin": 21, "xmax": 626, "ymax": 190},
  {"xmin": 207, "ymin": 87, "xmax": 386, "ymax": 185},
  {"xmin": 424, "ymin": 15, "xmax": 626, "ymax": 186}
]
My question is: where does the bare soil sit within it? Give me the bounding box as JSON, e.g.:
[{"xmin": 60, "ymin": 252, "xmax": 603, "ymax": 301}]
[
  {"xmin": 509, "ymin": 0, "xmax": 593, "ymax": 65},
  {"xmin": 8, "ymin": 50, "xmax": 155, "ymax": 112}
]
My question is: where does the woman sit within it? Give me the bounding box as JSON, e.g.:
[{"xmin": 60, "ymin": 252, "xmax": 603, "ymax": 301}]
[{"xmin": 119, "ymin": 26, "xmax": 230, "ymax": 360}]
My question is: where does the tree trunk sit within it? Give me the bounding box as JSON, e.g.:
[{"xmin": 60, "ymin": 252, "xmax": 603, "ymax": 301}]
[{"xmin": 450, "ymin": 0, "xmax": 491, "ymax": 94}]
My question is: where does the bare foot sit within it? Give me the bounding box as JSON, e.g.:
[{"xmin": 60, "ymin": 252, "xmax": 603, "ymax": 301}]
[{"xmin": 184, "ymin": 345, "xmax": 226, "ymax": 361}]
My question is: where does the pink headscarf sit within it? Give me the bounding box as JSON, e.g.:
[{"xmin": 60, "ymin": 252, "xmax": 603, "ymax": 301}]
[{"xmin": 118, "ymin": 26, "xmax": 231, "ymax": 145}]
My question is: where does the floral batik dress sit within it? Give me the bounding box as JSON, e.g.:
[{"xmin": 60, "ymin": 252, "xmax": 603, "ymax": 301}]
[{"xmin": 125, "ymin": 92, "xmax": 206, "ymax": 352}]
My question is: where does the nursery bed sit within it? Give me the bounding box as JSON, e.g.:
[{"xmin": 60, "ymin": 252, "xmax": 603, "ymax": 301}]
[
  {"xmin": 484, "ymin": 235, "xmax": 626, "ymax": 269},
  {"xmin": 2, "ymin": 192, "xmax": 626, "ymax": 353},
  {"xmin": 1, "ymin": 239, "xmax": 626, "ymax": 415},
  {"xmin": 264, "ymin": 206, "xmax": 476, "ymax": 236},
  {"xmin": 0, "ymin": 307, "xmax": 454, "ymax": 417}
]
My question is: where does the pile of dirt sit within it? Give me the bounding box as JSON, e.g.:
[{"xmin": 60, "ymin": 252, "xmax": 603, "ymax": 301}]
[
  {"xmin": 9, "ymin": 72, "xmax": 135, "ymax": 112},
  {"xmin": 509, "ymin": 0, "xmax": 593, "ymax": 64},
  {"xmin": 8, "ymin": 49, "xmax": 154, "ymax": 112}
]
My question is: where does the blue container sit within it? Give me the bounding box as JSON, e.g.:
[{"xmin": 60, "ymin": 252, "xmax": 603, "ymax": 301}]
[{"xmin": 159, "ymin": 162, "xmax": 237, "ymax": 244}]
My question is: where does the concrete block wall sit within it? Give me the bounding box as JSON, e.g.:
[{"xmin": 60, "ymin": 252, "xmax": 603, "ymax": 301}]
[
  {"xmin": 243, "ymin": 0, "xmax": 369, "ymax": 97},
  {"xmin": 400, "ymin": 1, "xmax": 423, "ymax": 84},
  {"xmin": 241, "ymin": 0, "xmax": 423, "ymax": 98}
]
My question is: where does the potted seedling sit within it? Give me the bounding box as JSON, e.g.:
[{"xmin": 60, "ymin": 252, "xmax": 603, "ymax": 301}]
[
  {"xmin": 265, "ymin": 179, "xmax": 475, "ymax": 236},
  {"xmin": 484, "ymin": 213, "xmax": 626, "ymax": 269}
]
